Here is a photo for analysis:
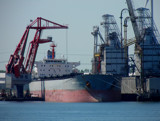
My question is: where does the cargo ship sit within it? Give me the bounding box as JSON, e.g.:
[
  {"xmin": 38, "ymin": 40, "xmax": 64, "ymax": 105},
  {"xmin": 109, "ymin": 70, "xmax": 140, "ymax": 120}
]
[
  {"xmin": 29, "ymin": 46, "xmax": 122, "ymax": 102},
  {"xmin": 30, "ymin": 74, "xmax": 121, "ymax": 102},
  {"xmin": 29, "ymin": 14, "xmax": 127, "ymax": 102}
]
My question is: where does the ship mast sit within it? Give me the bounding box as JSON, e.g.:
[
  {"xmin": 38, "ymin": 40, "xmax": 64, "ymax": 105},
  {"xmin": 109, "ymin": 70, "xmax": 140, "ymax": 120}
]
[{"xmin": 50, "ymin": 42, "xmax": 56, "ymax": 59}]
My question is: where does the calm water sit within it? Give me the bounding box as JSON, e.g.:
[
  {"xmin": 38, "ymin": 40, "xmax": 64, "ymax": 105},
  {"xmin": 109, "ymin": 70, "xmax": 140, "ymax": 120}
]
[{"xmin": 0, "ymin": 101, "xmax": 160, "ymax": 121}]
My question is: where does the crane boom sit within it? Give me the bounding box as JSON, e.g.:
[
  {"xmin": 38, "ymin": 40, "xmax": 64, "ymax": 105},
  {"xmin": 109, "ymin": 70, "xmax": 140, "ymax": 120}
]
[
  {"xmin": 126, "ymin": 0, "xmax": 141, "ymax": 43},
  {"xmin": 6, "ymin": 17, "xmax": 68, "ymax": 77},
  {"xmin": 5, "ymin": 17, "xmax": 68, "ymax": 97}
]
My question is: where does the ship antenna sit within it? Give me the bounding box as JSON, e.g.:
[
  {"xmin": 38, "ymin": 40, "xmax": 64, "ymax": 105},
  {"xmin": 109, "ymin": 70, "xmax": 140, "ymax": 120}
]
[{"xmin": 66, "ymin": 27, "xmax": 68, "ymax": 61}]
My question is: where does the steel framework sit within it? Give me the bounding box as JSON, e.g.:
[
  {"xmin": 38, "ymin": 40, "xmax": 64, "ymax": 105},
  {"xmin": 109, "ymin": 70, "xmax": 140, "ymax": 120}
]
[{"xmin": 6, "ymin": 17, "xmax": 68, "ymax": 77}]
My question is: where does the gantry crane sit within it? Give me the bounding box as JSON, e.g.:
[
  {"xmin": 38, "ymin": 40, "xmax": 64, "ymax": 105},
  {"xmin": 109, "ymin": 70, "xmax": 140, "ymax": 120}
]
[
  {"xmin": 5, "ymin": 17, "xmax": 68, "ymax": 97},
  {"xmin": 126, "ymin": 0, "xmax": 146, "ymax": 93},
  {"xmin": 91, "ymin": 26, "xmax": 105, "ymax": 74},
  {"xmin": 126, "ymin": 0, "xmax": 160, "ymax": 96}
]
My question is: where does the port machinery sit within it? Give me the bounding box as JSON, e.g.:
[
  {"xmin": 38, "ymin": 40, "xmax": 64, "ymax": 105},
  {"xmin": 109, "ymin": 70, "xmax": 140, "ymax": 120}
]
[
  {"xmin": 5, "ymin": 17, "xmax": 68, "ymax": 97},
  {"xmin": 121, "ymin": 0, "xmax": 160, "ymax": 100}
]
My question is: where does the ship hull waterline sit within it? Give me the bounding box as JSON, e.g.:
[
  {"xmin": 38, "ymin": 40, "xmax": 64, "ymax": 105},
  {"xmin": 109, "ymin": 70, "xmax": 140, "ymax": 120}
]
[{"xmin": 29, "ymin": 74, "xmax": 121, "ymax": 102}]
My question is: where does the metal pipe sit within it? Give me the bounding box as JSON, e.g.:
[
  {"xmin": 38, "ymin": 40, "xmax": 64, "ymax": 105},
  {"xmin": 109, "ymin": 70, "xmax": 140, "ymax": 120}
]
[
  {"xmin": 124, "ymin": 16, "xmax": 130, "ymax": 76},
  {"xmin": 120, "ymin": 8, "xmax": 128, "ymax": 47}
]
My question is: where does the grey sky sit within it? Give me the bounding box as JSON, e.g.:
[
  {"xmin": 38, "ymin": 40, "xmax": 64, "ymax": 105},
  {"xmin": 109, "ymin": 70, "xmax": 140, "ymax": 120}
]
[{"xmin": 0, "ymin": 0, "xmax": 160, "ymax": 70}]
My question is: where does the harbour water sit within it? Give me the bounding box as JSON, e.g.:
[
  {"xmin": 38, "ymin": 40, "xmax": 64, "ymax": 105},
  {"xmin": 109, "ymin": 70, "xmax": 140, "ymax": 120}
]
[{"xmin": 0, "ymin": 101, "xmax": 160, "ymax": 121}]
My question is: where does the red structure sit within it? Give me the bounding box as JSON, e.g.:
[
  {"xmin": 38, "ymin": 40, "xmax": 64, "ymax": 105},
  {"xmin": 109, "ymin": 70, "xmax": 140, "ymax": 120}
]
[
  {"xmin": 6, "ymin": 17, "xmax": 68, "ymax": 78},
  {"xmin": 50, "ymin": 42, "xmax": 56, "ymax": 59}
]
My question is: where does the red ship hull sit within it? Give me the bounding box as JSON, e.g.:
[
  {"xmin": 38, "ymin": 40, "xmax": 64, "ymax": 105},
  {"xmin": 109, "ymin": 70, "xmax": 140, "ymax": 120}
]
[
  {"xmin": 29, "ymin": 74, "xmax": 121, "ymax": 102},
  {"xmin": 30, "ymin": 89, "xmax": 121, "ymax": 102}
]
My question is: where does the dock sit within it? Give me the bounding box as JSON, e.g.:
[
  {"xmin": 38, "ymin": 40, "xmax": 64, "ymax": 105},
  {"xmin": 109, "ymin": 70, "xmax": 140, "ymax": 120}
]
[{"xmin": 0, "ymin": 97, "xmax": 44, "ymax": 101}]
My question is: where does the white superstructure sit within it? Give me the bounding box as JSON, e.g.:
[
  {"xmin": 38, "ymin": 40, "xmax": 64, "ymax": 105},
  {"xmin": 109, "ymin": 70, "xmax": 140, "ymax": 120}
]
[
  {"xmin": 34, "ymin": 59, "xmax": 80, "ymax": 78},
  {"xmin": 33, "ymin": 42, "xmax": 80, "ymax": 78}
]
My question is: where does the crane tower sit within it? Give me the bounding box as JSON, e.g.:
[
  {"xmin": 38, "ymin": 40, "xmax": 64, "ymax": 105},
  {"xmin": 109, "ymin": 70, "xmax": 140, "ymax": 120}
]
[{"xmin": 5, "ymin": 17, "xmax": 68, "ymax": 97}]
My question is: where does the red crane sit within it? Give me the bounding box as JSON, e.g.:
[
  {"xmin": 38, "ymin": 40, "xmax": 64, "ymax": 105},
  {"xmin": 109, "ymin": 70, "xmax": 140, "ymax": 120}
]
[
  {"xmin": 6, "ymin": 17, "xmax": 68, "ymax": 77},
  {"xmin": 5, "ymin": 17, "xmax": 68, "ymax": 97}
]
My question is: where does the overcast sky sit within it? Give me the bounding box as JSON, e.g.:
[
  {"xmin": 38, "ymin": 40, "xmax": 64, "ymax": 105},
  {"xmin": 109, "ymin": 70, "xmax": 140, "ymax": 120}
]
[{"xmin": 0, "ymin": 0, "xmax": 160, "ymax": 71}]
